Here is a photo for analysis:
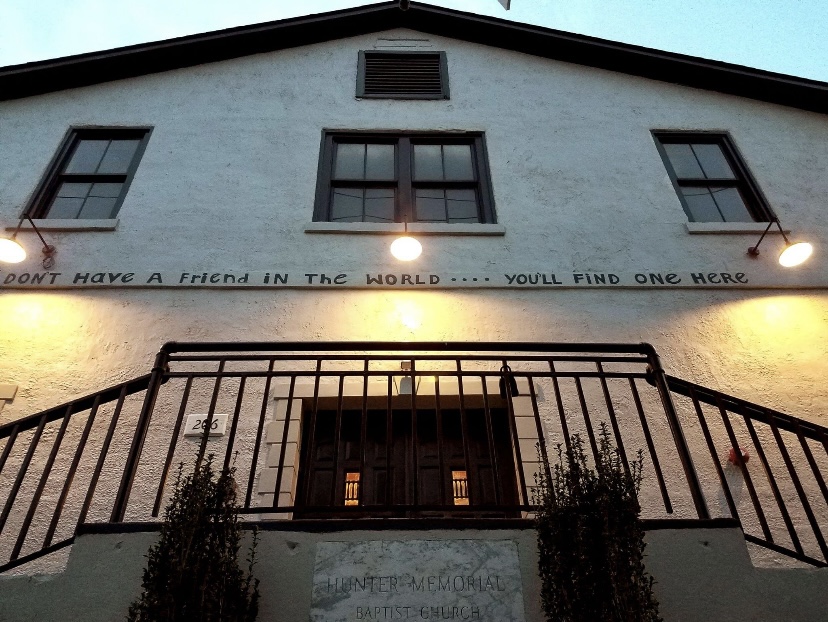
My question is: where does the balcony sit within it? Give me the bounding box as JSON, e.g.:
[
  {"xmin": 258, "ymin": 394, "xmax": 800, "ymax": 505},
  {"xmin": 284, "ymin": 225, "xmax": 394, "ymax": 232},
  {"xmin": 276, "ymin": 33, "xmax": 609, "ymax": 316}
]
[{"xmin": 1, "ymin": 342, "xmax": 827, "ymax": 574}]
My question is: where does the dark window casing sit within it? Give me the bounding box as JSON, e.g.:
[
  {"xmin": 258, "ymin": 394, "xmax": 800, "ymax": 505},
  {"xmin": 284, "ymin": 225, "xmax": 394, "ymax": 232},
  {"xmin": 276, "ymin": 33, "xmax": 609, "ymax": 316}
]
[
  {"xmin": 313, "ymin": 131, "xmax": 496, "ymax": 224},
  {"xmin": 26, "ymin": 127, "xmax": 151, "ymax": 219},
  {"xmin": 653, "ymin": 131, "xmax": 772, "ymax": 223},
  {"xmin": 357, "ymin": 51, "xmax": 449, "ymax": 100}
]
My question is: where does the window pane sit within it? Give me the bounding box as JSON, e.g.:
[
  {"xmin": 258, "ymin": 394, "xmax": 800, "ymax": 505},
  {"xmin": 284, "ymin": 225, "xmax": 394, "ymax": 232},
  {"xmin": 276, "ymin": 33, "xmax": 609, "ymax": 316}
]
[
  {"xmin": 65, "ymin": 140, "xmax": 109, "ymax": 174},
  {"xmin": 364, "ymin": 188, "xmax": 395, "ymax": 222},
  {"xmin": 446, "ymin": 189, "xmax": 479, "ymax": 222},
  {"xmin": 97, "ymin": 140, "xmax": 140, "ymax": 175},
  {"xmin": 415, "ymin": 188, "xmax": 447, "ymax": 222},
  {"xmin": 443, "ymin": 144, "xmax": 474, "ymax": 180},
  {"xmin": 330, "ymin": 188, "xmax": 364, "ymax": 221},
  {"xmin": 365, "ymin": 144, "xmax": 395, "ymax": 180},
  {"xmin": 663, "ymin": 143, "xmax": 704, "ymax": 179},
  {"xmin": 47, "ymin": 197, "xmax": 84, "ymax": 218},
  {"xmin": 691, "ymin": 144, "xmax": 735, "ymax": 179},
  {"xmin": 89, "ymin": 182, "xmax": 123, "ymax": 198},
  {"xmin": 711, "ymin": 187, "xmax": 753, "ymax": 222},
  {"xmin": 334, "ymin": 144, "xmax": 365, "ymax": 179},
  {"xmin": 681, "ymin": 186, "xmax": 723, "ymax": 222},
  {"xmin": 78, "ymin": 197, "xmax": 118, "ymax": 219},
  {"xmin": 56, "ymin": 182, "xmax": 91, "ymax": 198},
  {"xmin": 414, "ymin": 145, "xmax": 443, "ymax": 180}
]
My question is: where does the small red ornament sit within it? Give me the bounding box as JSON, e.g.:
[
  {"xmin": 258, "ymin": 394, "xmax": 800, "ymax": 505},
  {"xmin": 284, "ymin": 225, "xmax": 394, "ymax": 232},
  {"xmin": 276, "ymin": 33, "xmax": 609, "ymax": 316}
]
[{"xmin": 728, "ymin": 447, "xmax": 749, "ymax": 466}]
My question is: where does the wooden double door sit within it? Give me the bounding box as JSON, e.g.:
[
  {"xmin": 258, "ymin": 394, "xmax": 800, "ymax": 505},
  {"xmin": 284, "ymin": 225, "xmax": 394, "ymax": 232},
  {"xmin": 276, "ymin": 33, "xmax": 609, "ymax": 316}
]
[{"xmin": 296, "ymin": 406, "xmax": 519, "ymax": 516}]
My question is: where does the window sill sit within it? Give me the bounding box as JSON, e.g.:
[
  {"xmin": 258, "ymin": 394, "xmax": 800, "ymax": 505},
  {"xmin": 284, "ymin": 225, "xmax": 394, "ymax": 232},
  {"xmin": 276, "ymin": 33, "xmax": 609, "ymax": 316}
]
[
  {"xmin": 304, "ymin": 222, "xmax": 505, "ymax": 236},
  {"xmin": 685, "ymin": 222, "xmax": 789, "ymax": 235},
  {"xmin": 6, "ymin": 219, "xmax": 119, "ymax": 232}
]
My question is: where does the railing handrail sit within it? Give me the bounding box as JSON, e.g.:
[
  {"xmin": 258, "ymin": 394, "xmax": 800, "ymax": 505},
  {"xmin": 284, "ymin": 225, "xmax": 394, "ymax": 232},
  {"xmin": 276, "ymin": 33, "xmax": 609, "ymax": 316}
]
[
  {"xmin": 666, "ymin": 375, "xmax": 828, "ymax": 440},
  {"xmin": 159, "ymin": 340, "xmax": 657, "ymax": 355},
  {"xmin": 0, "ymin": 374, "xmax": 153, "ymax": 440}
]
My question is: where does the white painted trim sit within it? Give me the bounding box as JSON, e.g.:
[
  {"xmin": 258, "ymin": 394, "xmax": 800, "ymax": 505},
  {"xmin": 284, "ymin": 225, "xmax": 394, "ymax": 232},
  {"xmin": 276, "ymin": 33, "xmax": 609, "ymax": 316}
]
[
  {"xmin": 6, "ymin": 219, "xmax": 119, "ymax": 232},
  {"xmin": 685, "ymin": 222, "xmax": 790, "ymax": 235},
  {"xmin": 304, "ymin": 222, "xmax": 505, "ymax": 236}
]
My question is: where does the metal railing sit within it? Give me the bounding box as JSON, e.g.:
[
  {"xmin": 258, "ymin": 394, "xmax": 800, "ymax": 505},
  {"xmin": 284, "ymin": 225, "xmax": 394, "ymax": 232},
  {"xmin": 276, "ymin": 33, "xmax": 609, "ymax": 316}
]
[
  {"xmin": 0, "ymin": 341, "xmax": 826, "ymax": 573},
  {"xmin": 667, "ymin": 376, "xmax": 828, "ymax": 567}
]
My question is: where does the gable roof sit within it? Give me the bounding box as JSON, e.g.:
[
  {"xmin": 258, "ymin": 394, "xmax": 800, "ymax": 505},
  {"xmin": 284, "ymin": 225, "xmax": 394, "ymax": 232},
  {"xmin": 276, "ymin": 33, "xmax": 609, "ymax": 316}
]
[{"xmin": 1, "ymin": 1, "xmax": 826, "ymax": 114}]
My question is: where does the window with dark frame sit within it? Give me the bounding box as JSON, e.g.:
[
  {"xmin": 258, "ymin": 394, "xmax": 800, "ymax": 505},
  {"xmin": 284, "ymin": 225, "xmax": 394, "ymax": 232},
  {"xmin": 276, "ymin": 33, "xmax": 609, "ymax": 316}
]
[
  {"xmin": 27, "ymin": 128, "xmax": 151, "ymax": 219},
  {"xmin": 357, "ymin": 51, "xmax": 449, "ymax": 100},
  {"xmin": 313, "ymin": 132, "xmax": 496, "ymax": 225},
  {"xmin": 654, "ymin": 132, "xmax": 771, "ymax": 223}
]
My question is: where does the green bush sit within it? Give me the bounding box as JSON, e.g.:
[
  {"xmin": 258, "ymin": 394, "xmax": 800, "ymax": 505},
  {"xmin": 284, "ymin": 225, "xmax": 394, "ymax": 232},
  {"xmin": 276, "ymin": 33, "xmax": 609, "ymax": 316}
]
[
  {"xmin": 534, "ymin": 424, "xmax": 662, "ymax": 622},
  {"xmin": 127, "ymin": 456, "xmax": 260, "ymax": 622}
]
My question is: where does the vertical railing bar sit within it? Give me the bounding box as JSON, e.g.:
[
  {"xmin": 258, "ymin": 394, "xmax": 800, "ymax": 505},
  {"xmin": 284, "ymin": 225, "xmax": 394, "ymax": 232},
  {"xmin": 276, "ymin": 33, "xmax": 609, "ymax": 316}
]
[
  {"xmin": 245, "ymin": 359, "xmax": 275, "ymax": 508},
  {"xmin": 742, "ymin": 414, "xmax": 803, "ymax": 554},
  {"xmin": 457, "ymin": 360, "xmax": 475, "ymax": 506},
  {"xmin": 687, "ymin": 387, "xmax": 738, "ymax": 520},
  {"xmin": 527, "ymin": 377, "xmax": 552, "ymax": 488},
  {"xmin": 112, "ymin": 347, "xmax": 169, "ymax": 522},
  {"xmin": 410, "ymin": 360, "xmax": 419, "ymax": 508},
  {"xmin": 764, "ymin": 410, "xmax": 827, "ymax": 559},
  {"xmin": 195, "ymin": 359, "xmax": 226, "ymax": 468},
  {"xmin": 574, "ymin": 378, "xmax": 601, "ymax": 465},
  {"xmin": 78, "ymin": 385, "xmax": 128, "ymax": 527},
  {"xmin": 793, "ymin": 420, "xmax": 828, "ymax": 508},
  {"xmin": 628, "ymin": 378, "xmax": 672, "ymax": 514},
  {"xmin": 44, "ymin": 395, "xmax": 102, "ymax": 547},
  {"xmin": 0, "ymin": 414, "xmax": 48, "ymax": 533},
  {"xmin": 385, "ymin": 374, "xmax": 393, "ymax": 508},
  {"xmin": 222, "ymin": 376, "xmax": 248, "ymax": 470},
  {"xmin": 501, "ymin": 359, "xmax": 528, "ymax": 506},
  {"xmin": 715, "ymin": 395, "xmax": 773, "ymax": 542},
  {"xmin": 300, "ymin": 360, "xmax": 323, "ymax": 510},
  {"xmin": 435, "ymin": 376, "xmax": 446, "ymax": 507},
  {"xmin": 547, "ymin": 361, "xmax": 572, "ymax": 456},
  {"xmin": 647, "ymin": 348, "xmax": 709, "ymax": 519},
  {"xmin": 270, "ymin": 375, "xmax": 297, "ymax": 511},
  {"xmin": 0, "ymin": 424, "xmax": 20, "ymax": 474},
  {"xmin": 11, "ymin": 405, "xmax": 75, "ymax": 560},
  {"xmin": 329, "ymin": 375, "xmax": 346, "ymax": 508},
  {"xmin": 596, "ymin": 362, "xmax": 631, "ymax": 479},
  {"xmin": 359, "ymin": 360, "xmax": 369, "ymax": 506},
  {"xmin": 152, "ymin": 375, "xmax": 194, "ymax": 517},
  {"xmin": 480, "ymin": 375, "xmax": 502, "ymax": 505}
]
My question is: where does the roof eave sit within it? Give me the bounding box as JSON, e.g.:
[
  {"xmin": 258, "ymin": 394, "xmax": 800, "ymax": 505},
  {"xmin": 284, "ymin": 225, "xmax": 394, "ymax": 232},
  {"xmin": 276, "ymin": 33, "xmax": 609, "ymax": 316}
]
[{"xmin": 0, "ymin": 1, "xmax": 826, "ymax": 115}]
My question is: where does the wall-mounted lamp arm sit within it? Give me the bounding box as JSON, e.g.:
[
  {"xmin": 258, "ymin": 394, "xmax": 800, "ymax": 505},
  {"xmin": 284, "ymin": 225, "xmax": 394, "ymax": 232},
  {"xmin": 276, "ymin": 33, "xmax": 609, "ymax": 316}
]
[
  {"xmin": 747, "ymin": 219, "xmax": 789, "ymax": 257},
  {"xmin": 2, "ymin": 215, "xmax": 57, "ymax": 269}
]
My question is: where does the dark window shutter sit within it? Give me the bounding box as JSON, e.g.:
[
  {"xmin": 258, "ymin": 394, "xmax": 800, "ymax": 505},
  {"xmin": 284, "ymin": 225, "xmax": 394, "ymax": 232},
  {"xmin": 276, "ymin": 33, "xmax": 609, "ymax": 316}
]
[{"xmin": 357, "ymin": 52, "xmax": 449, "ymax": 99}]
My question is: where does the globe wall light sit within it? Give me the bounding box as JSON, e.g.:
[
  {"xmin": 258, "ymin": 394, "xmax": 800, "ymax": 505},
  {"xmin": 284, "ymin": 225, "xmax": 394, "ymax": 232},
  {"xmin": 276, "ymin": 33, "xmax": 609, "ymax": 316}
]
[
  {"xmin": 747, "ymin": 219, "xmax": 812, "ymax": 268},
  {"xmin": 390, "ymin": 221, "xmax": 422, "ymax": 261}
]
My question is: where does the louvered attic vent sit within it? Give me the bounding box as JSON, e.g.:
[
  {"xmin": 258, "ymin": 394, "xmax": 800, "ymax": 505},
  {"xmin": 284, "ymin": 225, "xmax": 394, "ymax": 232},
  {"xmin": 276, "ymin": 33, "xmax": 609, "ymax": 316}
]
[{"xmin": 357, "ymin": 51, "xmax": 449, "ymax": 99}]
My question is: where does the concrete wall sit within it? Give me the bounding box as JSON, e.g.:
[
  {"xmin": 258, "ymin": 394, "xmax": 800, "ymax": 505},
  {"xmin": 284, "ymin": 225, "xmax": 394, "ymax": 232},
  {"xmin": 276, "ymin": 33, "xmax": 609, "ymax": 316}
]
[
  {"xmin": 0, "ymin": 526, "xmax": 826, "ymax": 621},
  {"xmin": 1, "ymin": 29, "xmax": 827, "ymax": 422}
]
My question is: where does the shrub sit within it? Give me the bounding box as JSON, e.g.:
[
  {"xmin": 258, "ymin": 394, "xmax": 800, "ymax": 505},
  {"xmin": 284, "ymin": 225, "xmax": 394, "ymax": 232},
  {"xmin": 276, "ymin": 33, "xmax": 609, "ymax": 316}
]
[
  {"xmin": 534, "ymin": 424, "xmax": 661, "ymax": 622},
  {"xmin": 127, "ymin": 456, "xmax": 260, "ymax": 622}
]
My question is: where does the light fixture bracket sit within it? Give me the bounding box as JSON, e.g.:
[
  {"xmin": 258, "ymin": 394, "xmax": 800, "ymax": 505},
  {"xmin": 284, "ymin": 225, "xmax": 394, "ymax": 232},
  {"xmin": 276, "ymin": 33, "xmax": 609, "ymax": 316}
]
[
  {"xmin": 8, "ymin": 216, "xmax": 57, "ymax": 269},
  {"xmin": 747, "ymin": 219, "xmax": 789, "ymax": 258}
]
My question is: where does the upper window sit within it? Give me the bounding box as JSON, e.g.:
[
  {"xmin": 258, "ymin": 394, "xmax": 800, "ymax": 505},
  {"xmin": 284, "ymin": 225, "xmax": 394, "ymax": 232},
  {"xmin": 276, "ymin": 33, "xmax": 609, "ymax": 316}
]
[
  {"xmin": 27, "ymin": 128, "xmax": 151, "ymax": 219},
  {"xmin": 357, "ymin": 51, "xmax": 449, "ymax": 100},
  {"xmin": 313, "ymin": 132, "xmax": 496, "ymax": 224},
  {"xmin": 654, "ymin": 132, "xmax": 771, "ymax": 223}
]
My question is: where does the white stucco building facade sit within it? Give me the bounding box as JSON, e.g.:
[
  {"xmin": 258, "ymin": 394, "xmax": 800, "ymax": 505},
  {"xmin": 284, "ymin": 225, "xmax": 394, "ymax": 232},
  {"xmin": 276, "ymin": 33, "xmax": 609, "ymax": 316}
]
[{"xmin": 1, "ymin": 2, "xmax": 828, "ymax": 620}]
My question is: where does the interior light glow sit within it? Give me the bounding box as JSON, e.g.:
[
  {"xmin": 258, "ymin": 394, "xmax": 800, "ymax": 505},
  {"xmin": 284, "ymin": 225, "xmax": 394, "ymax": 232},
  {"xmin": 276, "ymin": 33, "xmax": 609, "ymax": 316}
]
[
  {"xmin": 778, "ymin": 242, "xmax": 813, "ymax": 268},
  {"xmin": 390, "ymin": 236, "xmax": 422, "ymax": 261},
  {"xmin": 0, "ymin": 238, "xmax": 26, "ymax": 263}
]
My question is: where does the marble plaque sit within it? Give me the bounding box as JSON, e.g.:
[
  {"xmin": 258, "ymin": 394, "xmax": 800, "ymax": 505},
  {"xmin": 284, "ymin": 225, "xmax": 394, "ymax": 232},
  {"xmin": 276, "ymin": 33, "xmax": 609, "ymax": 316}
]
[{"xmin": 310, "ymin": 539, "xmax": 526, "ymax": 621}]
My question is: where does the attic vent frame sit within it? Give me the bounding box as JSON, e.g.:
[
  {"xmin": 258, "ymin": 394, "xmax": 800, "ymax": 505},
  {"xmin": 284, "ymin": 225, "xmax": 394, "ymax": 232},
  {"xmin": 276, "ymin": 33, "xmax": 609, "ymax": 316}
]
[{"xmin": 357, "ymin": 51, "xmax": 449, "ymax": 100}]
